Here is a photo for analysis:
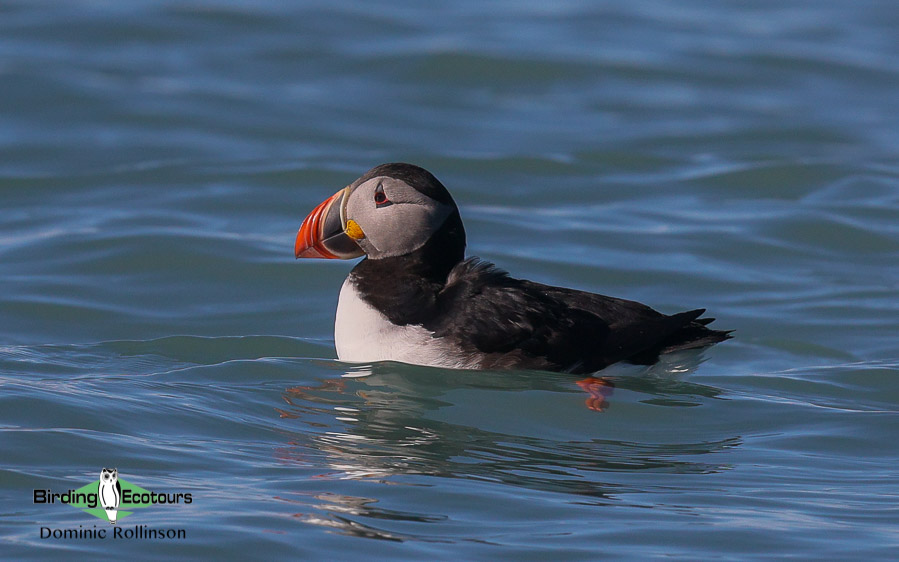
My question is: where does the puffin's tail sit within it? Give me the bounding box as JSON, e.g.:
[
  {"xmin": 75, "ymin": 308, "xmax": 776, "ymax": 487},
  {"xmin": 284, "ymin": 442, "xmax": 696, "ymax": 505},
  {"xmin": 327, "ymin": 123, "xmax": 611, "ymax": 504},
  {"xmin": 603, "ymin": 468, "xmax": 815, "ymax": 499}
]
[
  {"xmin": 626, "ymin": 309, "xmax": 732, "ymax": 365},
  {"xmin": 658, "ymin": 309, "xmax": 733, "ymax": 354}
]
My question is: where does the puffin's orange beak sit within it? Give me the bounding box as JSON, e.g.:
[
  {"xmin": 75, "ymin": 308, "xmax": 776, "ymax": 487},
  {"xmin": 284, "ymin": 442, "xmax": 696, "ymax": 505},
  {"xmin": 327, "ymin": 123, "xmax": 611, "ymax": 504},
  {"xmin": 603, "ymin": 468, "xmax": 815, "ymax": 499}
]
[{"xmin": 295, "ymin": 188, "xmax": 365, "ymax": 260}]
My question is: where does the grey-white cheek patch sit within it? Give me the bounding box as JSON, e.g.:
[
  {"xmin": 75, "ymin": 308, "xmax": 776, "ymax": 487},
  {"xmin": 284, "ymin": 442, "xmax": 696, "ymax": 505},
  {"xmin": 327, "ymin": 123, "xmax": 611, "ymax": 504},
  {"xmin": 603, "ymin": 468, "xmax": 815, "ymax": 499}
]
[
  {"xmin": 364, "ymin": 203, "xmax": 451, "ymax": 258},
  {"xmin": 345, "ymin": 177, "xmax": 453, "ymax": 259}
]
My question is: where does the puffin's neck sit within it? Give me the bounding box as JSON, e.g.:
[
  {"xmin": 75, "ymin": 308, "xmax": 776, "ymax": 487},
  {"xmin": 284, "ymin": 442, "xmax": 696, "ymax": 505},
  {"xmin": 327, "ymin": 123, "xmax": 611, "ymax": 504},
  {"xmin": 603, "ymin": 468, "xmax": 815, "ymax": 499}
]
[{"xmin": 348, "ymin": 210, "xmax": 466, "ymax": 325}]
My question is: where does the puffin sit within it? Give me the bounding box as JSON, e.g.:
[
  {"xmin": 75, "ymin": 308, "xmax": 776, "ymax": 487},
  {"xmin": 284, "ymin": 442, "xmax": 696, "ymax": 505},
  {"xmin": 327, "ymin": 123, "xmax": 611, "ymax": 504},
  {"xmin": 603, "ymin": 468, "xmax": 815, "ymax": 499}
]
[{"xmin": 294, "ymin": 163, "xmax": 730, "ymax": 374}]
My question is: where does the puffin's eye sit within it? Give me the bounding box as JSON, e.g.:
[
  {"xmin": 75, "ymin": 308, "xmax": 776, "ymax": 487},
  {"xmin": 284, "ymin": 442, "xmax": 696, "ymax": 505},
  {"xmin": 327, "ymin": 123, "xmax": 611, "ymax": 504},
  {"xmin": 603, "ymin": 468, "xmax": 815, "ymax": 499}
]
[{"xmin": 374, "ymin": 183, "xmax": 391, "ymax": 207}]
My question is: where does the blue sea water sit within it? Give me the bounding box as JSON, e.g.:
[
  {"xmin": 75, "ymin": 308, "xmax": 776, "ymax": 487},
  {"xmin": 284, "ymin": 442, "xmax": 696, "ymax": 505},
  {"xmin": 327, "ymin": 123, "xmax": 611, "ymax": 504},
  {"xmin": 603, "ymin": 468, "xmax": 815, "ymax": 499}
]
[{"xmin": 1, "ymin": 1, "xmax": 898, "ymax": 558}]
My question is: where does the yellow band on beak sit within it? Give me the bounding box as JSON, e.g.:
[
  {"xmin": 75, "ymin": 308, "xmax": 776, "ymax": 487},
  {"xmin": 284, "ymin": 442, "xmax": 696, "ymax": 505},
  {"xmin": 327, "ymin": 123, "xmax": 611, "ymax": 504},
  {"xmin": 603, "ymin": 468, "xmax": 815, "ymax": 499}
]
[{"xmin": 344, "ymin": 219, "xmax": 365, "ymax": 240}]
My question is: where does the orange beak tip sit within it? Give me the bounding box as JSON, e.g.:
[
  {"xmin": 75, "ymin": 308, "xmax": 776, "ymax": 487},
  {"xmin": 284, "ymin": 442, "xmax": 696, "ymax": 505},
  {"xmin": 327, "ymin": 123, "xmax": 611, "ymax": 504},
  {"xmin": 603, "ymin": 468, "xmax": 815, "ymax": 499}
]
[{"xmin": 294, "ymin": 191, "xmax": 343, "ymax": 260}]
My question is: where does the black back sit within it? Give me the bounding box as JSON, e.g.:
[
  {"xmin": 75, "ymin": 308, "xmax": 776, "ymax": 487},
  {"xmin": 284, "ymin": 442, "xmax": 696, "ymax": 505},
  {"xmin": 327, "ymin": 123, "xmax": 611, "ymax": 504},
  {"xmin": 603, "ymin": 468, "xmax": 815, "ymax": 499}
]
[
  {"xmin": 347, "ymin": 164, "xmax": 730, "ymax": 374},
  {"xmin": 351, "ymin": 250, "xmax": 730, "ymax": 374}
]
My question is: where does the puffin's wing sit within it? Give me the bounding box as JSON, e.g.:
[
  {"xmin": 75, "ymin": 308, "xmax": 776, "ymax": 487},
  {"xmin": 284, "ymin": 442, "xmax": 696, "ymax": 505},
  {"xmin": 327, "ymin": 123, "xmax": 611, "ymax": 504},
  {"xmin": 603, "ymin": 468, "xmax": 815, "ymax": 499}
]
[
  {"xmin": 429, "ymin": 259, "xmax": 699, "ymax": 372},
  {"xmin": 428, "ymin": 260, "xmax": 604, "ymax": 371}
]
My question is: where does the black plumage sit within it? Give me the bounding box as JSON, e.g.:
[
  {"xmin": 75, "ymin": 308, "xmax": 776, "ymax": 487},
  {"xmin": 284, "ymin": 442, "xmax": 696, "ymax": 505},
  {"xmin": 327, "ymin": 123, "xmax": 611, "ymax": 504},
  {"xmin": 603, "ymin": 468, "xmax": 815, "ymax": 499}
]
[{"xmin": 348, "ymin": 176, "xmax": 731, "ymax": 374}]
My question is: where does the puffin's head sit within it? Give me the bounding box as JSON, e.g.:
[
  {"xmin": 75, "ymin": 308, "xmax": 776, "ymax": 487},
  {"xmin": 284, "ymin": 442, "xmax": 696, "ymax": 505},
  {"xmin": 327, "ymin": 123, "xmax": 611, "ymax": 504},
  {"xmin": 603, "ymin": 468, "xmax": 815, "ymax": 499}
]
[{"xmin": 295, "ymin": 163, "xmax": 461, "ymax": 261}]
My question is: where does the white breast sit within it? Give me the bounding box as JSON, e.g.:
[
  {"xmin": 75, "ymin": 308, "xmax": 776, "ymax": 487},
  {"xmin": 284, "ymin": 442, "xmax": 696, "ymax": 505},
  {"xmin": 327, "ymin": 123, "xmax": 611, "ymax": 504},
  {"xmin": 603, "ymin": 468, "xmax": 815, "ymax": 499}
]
[{"xmin": 334, "ymin": 277, "xmax": 479, "ymax": 370}]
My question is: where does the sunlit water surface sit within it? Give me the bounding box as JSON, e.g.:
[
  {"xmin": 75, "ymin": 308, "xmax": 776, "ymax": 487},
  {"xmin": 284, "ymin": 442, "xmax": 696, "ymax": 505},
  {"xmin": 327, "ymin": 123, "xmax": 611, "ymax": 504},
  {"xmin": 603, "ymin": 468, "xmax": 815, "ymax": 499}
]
[{"xmin": 2, "ymin": 1, "xmax": 898, "ymax": 559}]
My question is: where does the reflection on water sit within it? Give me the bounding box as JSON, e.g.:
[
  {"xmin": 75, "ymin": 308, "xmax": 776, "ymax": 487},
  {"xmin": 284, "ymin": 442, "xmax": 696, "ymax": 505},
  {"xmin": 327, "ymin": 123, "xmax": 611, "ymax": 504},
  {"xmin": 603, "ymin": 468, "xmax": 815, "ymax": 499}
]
[
  {"xmin": 275, "ymin": 360, "xmax": 739, "ymax": 540},
  {"xmin": 576, "ymin": 377, "xmax": 615, "ymax": 411},
  {"xmin": 277, "ymin": 491, "xmax": 451, "ymax": 543}
]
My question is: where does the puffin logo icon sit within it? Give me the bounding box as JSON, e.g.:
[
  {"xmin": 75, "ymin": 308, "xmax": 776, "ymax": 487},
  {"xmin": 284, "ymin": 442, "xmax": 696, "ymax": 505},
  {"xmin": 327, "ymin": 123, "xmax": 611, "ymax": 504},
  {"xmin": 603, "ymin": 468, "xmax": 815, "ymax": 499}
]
[{"xmin": 98, "ymin": 468, "xmax": 121, "ymax": 524}]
